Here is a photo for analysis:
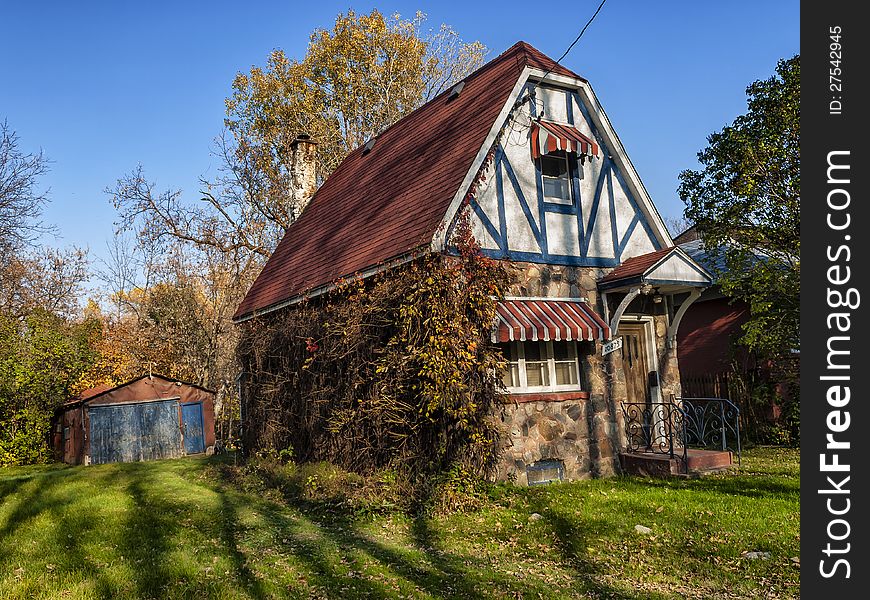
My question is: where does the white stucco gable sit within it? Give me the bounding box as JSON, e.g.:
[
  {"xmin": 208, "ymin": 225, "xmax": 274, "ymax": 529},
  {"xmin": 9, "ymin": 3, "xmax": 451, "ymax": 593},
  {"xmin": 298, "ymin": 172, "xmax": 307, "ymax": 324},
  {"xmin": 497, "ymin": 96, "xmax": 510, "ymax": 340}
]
[{"xmin": 433, "ymin": 66, "xmax": 673, "ymax": 269}]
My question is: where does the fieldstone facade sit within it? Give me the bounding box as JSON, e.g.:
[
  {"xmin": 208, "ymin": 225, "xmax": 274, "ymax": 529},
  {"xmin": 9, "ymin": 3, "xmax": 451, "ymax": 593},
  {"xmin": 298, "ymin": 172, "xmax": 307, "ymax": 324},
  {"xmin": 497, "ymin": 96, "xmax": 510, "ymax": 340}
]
[{"xmin": 494, "ymin": 261, "xmax": 682, "ymax": 484}]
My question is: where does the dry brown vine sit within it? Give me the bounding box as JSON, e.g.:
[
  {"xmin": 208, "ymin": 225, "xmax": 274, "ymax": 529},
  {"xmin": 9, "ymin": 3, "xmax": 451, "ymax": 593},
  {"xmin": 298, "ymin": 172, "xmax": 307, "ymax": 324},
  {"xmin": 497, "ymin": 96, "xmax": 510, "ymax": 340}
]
[{"xmin": 236, "ymin": 215, "xmax": 511, "ymax": 484}]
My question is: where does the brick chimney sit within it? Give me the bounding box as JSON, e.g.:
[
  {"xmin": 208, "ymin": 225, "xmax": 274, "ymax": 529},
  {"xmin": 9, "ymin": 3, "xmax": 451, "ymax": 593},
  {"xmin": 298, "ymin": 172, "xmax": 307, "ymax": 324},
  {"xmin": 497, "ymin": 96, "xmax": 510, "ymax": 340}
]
[{"xmin": 289, "ymin": 134, "xmax": 317, "ymax": 217}]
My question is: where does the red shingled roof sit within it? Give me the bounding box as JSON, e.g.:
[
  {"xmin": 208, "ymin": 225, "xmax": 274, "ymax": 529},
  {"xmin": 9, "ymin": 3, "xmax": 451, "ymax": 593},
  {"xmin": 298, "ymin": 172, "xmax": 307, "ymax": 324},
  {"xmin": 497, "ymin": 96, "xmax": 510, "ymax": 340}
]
[
  {"xmin": 234, "ymin": 42, "xmax": 580, "ymax": 321},
  {"xmin": 598, "ymin": 247, "xmax": 676, "ymax": 284}
]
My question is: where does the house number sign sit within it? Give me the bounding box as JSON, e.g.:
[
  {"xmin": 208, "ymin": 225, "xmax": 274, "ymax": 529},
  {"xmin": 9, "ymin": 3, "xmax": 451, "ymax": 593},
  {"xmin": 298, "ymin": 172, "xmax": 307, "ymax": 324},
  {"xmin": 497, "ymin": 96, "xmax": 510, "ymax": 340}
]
[{"xmin": 601, "ymin": 337, "xmax": 623, "ymax": 356}]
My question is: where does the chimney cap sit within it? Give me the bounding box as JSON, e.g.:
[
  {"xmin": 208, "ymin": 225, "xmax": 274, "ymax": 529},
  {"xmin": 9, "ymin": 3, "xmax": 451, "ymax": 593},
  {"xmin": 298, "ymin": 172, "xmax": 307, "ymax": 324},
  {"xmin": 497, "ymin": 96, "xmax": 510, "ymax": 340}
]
[{"xmin": 292, "ymin": 134, "xmax": 317, "ymax": 145}]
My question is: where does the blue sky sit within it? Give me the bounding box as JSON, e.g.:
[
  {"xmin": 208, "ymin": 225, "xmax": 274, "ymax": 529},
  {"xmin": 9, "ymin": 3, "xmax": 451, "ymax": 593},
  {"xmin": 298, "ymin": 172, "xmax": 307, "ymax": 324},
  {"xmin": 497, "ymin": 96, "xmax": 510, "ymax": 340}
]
[{"xmin": 3, "ymin": 1, "xmax": 799, "ymax": 268}]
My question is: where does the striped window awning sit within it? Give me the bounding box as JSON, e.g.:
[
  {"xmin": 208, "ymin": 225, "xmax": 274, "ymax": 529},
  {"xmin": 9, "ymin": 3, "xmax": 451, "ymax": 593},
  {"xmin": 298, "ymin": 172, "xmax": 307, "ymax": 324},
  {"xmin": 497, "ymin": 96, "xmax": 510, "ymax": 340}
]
[
  {"xmin": 531, "ymin": 120, "xmax": 600, "ymax": 160},
  {"xmin": 494, "ymin": 298, "xmax": 610, "ymax": 343}
]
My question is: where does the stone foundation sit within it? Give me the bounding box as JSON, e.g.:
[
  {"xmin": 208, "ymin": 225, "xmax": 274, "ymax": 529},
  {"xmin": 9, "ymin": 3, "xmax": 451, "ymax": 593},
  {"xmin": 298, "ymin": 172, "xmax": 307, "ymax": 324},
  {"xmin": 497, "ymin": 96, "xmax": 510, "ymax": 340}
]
[{"xmin": 496, "ymin": 394, "xmax": 619, "ymax": 485}]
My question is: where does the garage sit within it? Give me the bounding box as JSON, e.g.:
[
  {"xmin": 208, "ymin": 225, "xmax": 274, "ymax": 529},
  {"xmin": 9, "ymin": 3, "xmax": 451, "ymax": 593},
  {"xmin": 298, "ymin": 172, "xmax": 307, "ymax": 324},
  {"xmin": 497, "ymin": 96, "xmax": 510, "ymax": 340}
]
[{"xmin": 53, "ymin": 374, "xmax": 215, "ymax": 465}]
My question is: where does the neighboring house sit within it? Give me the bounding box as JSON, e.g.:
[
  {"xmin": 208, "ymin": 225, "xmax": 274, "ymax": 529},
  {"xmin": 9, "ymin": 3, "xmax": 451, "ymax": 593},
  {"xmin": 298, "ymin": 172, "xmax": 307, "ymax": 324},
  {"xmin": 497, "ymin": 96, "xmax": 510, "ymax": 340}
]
[
  {"xmin": 675, "ymin": 232, "xmax": 752, "ymax": 377},
  {"xmin": 53, "ymin": 374, "xmax": 215, "ymax": 465},
  {"xmin": 234, "ymin": 42, "xmax": 714, "ymax": 483}
]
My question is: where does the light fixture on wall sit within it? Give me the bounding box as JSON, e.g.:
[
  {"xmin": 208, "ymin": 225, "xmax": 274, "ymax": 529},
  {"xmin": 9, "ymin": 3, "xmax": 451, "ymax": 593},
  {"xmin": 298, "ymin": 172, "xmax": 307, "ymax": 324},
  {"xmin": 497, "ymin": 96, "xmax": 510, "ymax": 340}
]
[{"xmin": 652, "ymin": 288, "xmax": 663, "ymax": 304}]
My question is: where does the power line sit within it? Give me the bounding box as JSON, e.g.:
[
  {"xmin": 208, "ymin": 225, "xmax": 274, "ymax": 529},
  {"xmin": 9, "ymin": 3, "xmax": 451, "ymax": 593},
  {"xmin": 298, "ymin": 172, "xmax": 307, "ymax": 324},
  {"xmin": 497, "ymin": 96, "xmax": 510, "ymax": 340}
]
[{"xmin": 539, "ymin": 0, "xmax": 609, "ymax": 83}]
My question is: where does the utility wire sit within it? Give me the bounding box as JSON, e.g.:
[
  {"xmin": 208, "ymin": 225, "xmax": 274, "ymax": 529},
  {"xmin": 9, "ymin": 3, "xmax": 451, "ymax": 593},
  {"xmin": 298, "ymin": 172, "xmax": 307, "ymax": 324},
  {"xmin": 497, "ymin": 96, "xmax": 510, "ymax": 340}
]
[{"xmin": 538, "ymin": 0, "xmax": 609, "ymax": 83}]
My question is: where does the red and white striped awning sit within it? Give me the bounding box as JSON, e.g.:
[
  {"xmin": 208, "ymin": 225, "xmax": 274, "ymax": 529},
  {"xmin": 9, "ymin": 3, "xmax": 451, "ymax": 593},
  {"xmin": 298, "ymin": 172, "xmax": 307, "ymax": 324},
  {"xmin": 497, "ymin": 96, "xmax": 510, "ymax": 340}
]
[
  {"xmin": 494, "ymin": 298, "xmax": 610, "ymax": 343},
  {"xmin": 531, "ymin": 120, "xmax": 600, "ymax": 160}
]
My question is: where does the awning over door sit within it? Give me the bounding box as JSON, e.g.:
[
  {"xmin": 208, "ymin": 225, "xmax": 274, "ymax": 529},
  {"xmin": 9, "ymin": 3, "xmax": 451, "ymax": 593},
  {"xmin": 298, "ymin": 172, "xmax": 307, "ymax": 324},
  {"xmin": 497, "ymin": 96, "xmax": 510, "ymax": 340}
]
[
  {"xmin": 531, "ymin": 120, "xmax": 600, "ymax": 160},
  {"xmin": 495, "ymin": 298, "xmax": 610, "ymax": 343}
]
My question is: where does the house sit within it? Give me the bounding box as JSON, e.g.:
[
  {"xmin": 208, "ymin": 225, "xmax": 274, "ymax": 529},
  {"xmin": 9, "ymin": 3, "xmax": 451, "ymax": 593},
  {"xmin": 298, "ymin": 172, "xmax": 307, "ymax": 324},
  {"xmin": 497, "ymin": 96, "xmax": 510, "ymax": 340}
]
[
  {"xmin": 674, "ymin": 230, "xmax": 752, "ymax": 379},
  {"xmin": 234, "ymin": 42, "xmax": 721, "ymax": 483},
  {"xmin": 53, "ymin": 374, "xmax": 215, "ymax": 465}
]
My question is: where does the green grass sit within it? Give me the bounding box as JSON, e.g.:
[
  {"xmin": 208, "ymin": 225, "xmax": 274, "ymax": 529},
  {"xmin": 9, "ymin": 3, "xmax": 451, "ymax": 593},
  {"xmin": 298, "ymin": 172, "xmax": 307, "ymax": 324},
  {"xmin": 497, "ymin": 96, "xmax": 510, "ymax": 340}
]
[{"xmin": 0, "ymin": 447, "xmax": 799, "ymax": 599}]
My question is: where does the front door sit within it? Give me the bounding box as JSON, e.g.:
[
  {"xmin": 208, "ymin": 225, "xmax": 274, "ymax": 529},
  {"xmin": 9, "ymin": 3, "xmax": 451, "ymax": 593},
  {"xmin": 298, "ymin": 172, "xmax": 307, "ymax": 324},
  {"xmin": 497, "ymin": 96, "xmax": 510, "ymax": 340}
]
[
  {"xmin": 181, "ymin": 402, "xmax": 205, "ymax": 455},
  {"xmin": 620, "ymin": 323, "xmax": 650, "ymax": 406},
  {"xmin": 620, "ymin": 322, "xmax": 655, "ymax": 451}
]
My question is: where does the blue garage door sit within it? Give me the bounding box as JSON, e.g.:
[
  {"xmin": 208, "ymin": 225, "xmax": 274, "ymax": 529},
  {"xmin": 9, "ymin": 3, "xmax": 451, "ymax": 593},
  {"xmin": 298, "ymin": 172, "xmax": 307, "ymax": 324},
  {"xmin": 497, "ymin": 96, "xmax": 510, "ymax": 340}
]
[
  {"xmin": 89, "ymin": 399, "xmax": 182, "ymax": 464},
  {"xmin": 181, "ymin": 402, "xmax": 205, "ymax": 454}
]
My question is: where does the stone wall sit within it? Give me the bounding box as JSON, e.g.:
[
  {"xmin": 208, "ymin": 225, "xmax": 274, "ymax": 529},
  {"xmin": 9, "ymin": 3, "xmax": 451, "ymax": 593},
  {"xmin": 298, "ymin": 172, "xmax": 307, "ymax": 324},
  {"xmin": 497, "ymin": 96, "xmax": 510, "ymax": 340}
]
[
  {"xmin": 492, "ymin": 260, "xmax": 684, "ymax": 484},
  {"xmin": 495, "ymin": 262, "xmax": 622, "ymax": 483}
]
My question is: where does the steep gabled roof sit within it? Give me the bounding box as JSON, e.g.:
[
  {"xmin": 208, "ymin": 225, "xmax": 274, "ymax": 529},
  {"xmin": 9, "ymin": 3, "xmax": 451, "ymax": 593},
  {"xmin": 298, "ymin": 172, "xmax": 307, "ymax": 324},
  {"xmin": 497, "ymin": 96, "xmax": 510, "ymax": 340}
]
[{"xmin": 234, "ymin": 42, "xmax": 578, "ymax": 321}]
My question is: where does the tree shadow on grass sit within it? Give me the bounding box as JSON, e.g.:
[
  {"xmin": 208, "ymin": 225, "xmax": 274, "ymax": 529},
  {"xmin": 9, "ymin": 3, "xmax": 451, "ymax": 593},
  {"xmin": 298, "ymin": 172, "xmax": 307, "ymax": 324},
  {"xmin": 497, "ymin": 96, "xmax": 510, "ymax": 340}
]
[
  {"xmin": 621, "ymin": 472, "xmax": 799, "ymax": 500},
  {"xmin": 209, "ymin": 461, "xmax": 656, "ymax": 599},
  {"xmin": 217, "ymin": 489, "xmax": 267, "ymax": 599},
  {"xmin": 0, "ymin": 466, "xmax": 130, "ymax": 598}
]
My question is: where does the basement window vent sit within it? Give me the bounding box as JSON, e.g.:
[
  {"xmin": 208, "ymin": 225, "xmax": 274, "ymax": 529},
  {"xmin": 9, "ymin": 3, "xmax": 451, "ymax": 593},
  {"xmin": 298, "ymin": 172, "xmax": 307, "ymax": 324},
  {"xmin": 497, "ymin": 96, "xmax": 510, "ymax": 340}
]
[
  {"xmin": 526, "ymin": 459, "xmax": 564, "ymax": 486},
  {"xmin": 362, "ymin": 138, "xmax": 376, "ymax": 154},
  {"xmin": 447, "ymin": 81, "xmax": 465, "ymax": 101}
]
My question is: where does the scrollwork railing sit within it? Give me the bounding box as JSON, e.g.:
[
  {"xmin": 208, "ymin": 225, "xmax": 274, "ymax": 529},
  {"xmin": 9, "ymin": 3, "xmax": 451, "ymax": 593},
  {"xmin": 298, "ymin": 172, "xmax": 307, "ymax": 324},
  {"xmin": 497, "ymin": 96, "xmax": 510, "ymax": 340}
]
[
  {"xmin": 676, "ymin": 397, "xmax": 741, "ymax": 466},
  {"xmin": 621, "ymin": 396, "xmax": 741, "ymax": 473},
  {"xmin": 620, "ymin": 401, "xmax": 687, "ymax": 470}
]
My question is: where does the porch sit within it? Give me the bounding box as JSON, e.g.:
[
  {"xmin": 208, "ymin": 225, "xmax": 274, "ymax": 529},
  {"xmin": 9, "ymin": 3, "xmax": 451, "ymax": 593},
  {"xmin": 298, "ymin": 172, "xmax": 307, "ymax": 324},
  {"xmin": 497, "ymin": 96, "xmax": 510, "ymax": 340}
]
[{"xmin": 619, "ymin": 397, "xmax": 741, "ymax": 477}]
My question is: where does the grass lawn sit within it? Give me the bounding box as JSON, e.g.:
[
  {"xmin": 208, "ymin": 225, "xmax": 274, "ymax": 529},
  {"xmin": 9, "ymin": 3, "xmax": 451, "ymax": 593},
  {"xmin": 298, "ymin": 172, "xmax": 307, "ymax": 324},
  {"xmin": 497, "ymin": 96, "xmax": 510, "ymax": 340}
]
[{"xmin": 0, "ymin": 447, "xmax": 799, "ymax": 599}]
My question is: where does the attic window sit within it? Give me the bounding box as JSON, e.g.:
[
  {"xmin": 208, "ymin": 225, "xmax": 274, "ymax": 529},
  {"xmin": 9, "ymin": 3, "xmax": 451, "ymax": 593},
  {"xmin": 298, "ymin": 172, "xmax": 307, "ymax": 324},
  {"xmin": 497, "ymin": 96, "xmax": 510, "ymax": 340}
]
[
  {"xmin": 447, "ymin": 81, "xmax": 465, "ymax": 101},
  {"xmin": 362, "ymin": 138, "xmax": 376, "ymax": 154}
]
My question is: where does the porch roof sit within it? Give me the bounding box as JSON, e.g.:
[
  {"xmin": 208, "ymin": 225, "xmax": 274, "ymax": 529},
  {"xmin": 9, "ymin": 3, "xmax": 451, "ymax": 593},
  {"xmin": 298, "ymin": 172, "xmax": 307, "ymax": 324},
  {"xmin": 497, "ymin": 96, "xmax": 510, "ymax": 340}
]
[{"xmin": 598, "ymin": 246, "xmax": 712, "ymax": 292}]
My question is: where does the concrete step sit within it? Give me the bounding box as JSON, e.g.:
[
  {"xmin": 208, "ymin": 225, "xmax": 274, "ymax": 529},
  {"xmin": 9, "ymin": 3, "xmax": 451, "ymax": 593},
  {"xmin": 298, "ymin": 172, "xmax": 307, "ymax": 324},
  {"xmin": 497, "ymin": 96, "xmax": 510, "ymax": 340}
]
[{"xmin": 620, "ymin": 448, "xmax": 734, "ymax": 477}]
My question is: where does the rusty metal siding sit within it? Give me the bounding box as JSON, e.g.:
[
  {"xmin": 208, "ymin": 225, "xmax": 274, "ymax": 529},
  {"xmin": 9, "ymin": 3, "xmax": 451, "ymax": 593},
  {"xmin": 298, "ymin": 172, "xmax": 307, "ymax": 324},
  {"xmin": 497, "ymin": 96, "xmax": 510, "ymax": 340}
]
[{"xmin": 88, "ymin": 399, "xmax": 182, "ymax": 464}]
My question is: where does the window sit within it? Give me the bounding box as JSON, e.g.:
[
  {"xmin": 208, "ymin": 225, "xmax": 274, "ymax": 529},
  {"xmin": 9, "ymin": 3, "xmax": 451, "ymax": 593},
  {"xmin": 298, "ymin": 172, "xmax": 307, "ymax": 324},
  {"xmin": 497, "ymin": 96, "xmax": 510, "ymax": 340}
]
[
  {"xmin": 540, "ymin": 151, "xmax": 573, "ymax": 205},
  {"xmin": 499, "ymin": 340, "xmax": 582, "ymax": 392}
]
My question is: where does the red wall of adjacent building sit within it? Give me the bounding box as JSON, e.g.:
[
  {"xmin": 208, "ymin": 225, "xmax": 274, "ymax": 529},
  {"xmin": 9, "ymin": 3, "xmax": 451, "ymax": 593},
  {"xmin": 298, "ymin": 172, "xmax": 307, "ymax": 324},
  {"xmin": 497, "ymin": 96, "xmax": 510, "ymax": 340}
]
[{"xmin": 677, "ymin": 297, "xmax": 750, "ymax": 375}]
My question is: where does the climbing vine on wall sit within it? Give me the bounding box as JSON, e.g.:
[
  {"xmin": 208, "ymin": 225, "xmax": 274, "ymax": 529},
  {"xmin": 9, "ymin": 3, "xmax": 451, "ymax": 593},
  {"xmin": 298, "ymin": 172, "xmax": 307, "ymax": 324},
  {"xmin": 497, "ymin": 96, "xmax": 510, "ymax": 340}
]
[{"xmin": 236, "ymin": 215, "xmax": 512, "ymax": 480}]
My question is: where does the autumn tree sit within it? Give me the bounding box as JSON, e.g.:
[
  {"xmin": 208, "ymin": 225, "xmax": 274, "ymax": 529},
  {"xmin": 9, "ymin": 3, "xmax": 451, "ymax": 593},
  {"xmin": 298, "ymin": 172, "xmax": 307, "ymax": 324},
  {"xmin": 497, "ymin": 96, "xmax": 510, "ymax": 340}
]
[
  {"xmin": 679, "ymin": 56, "xmax": 799, "ymax": 358},
  {"xmin": 0, "ymin": 121, "xmax": 98, "ymax": 465},
  {"xmin": 105, "ymin": 11, "xmax": 486, "ymax": 440},
  {"xmin": 111, "ymin": 9, "xmax": 487, "ymax": 260}
]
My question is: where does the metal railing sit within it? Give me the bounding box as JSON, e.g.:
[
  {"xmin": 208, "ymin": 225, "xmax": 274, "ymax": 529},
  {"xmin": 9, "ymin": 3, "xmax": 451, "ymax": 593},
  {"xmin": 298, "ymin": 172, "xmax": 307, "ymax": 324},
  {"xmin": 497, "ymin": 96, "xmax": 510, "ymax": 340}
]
[
  {"xmin": 677, "ymin": 397, "xmax": 741, "ymax": 466},
  {"xmin": 620, "ymin": 396, "xmax": 741, "ymax": 473}
]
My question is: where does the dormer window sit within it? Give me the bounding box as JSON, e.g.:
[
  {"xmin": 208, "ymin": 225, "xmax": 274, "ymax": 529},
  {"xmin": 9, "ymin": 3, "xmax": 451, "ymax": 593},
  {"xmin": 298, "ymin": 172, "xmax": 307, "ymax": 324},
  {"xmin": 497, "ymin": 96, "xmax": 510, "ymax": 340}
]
[{"xmin": 540, "ymin": 151, "xmax": 572, "ymax": 205}]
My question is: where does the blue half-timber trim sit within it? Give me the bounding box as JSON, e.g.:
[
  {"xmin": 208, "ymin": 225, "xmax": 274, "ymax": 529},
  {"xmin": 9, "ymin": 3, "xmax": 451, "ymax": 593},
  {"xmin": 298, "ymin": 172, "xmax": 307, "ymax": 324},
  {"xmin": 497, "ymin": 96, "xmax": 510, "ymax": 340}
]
[
  {"xmin": 528, "ymin": 94, "xmax": 549, "ymax": 257},
  {"xmin": 500, "ymin": 149, "xmax": 544, "ymax": 252},
  {"xmin": 581, "ymin": 159, "xmax": 610, "ymax": 256},
  {"xmin": 479, "ymin": 248, "xmax": 620, "ymax": 267},
  {"xmin": 608, "ymin": 163, "xmax": 663, "ymax": 251},
  {"xmin": 469, "ymin": 196, "xmax": 503, "ymax": 254},
  {"xmin": 606, "ymin": 167, "xmax": 619, "ymax": 258},
  {"xmin": 573, "ymin": 90, "xmax": 662, "ymax": 253},
  {"xmin": 572, "ymin": 92, "xmax": 605, "ymax": 147},
  {"xmin": 616, "ymin": 214, "xmax": 640, "ymax": 256},
  {"xmin": 571, "ymin": 160, "xmax": 585, "ymax": 253},
  {"xmin": 495, "ymin": 148, "xmax": 509, "ymax": 252},
  {"xmin": 543, "ymin": 202, "xmax": 577, "ymax": 215}
]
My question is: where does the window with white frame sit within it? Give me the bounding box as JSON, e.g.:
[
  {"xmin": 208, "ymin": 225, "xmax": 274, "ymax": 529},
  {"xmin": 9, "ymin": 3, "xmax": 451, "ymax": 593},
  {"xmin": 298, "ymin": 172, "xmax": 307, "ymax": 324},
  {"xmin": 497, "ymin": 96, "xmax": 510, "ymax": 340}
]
[
  {"xmin": 540, "ymin": 151, "xmax": 573, "ymax": 205},
  {"xmin": 499, "ymin": 340, "xmax": 582, "ymax": 392}
]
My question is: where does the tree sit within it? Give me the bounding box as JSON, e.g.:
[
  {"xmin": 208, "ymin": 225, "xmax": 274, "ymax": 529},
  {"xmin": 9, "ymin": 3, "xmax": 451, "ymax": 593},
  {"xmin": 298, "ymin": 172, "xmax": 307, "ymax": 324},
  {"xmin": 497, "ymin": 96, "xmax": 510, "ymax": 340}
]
[
  {"xmin": 105, "ymin": 11, "xmax": 486, "ymax": 441},
  {"xmin": 0, "ymin": 120, "xmax": 52, "ymax": 259},
  {"xmin": 679, "ymin": 56, "xmax": 799, "ymax": 358},
  {"xmin": 0, "ymin": 247, "xmax": 88, "ymax": 319},
  {"xmin": 0, "ymin": 309, "xmax": 100, "ymax": 465},
  {"xmin": 111, "ymin": 9, "xmax": 487, "ymax": 260}
]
